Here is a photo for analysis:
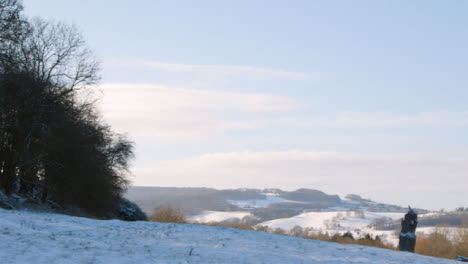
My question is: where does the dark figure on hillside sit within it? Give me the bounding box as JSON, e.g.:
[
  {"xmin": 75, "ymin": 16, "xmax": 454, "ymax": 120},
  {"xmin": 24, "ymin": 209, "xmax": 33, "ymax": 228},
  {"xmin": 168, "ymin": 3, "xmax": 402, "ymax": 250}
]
[{"xmin": 399, "ymin": 206, "xmax": 418, "ymax": 252}]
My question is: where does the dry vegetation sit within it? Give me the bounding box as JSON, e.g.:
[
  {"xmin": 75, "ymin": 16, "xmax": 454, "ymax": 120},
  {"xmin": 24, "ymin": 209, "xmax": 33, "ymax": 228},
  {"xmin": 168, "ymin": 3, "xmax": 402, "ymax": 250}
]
[
  {"xmin": 204, "ymin": 221, "xmax": 256, "ymax": 231},
  {"xmin": 148, "ymin": 205, "xmax": 186, "ymax": 223},
  {"xmin": 415, "ymin": 224, "xmax": 468, "ymax": 260},
  {"xmin": 302, "ymin": 232, "xmax": 395, "ymax": 250}
]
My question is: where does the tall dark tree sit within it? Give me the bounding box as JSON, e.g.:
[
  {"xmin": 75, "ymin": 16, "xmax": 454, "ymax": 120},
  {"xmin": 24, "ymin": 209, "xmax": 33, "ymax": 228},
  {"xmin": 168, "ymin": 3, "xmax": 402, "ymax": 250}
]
[
  {"xmin": 0, "ymin": 0, "xmax": 27, "ymax": 194},
  {"xmin": 0, "ymin": 0, "xmax": 135, "ymax": 216}
]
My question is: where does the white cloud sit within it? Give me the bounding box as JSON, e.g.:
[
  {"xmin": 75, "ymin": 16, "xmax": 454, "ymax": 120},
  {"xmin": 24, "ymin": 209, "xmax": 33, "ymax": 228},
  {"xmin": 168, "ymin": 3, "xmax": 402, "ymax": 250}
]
[
  {"xmin": 98, "ymin": 83, "xmax": 296, "ymax": 140},
  {"xmin": 132, "ymin": 150, "xmax": 468, "ymax": 210},
  {"xmin": 104, "ymin": 59, "xmax": 320, "ymax": 81},
  {"xmin": 96, "ymin": 82, "xmax": 468, "ymax": 143},
  {"xmin": 100, "ymin": 83, "xmax": 296, "ymax": 112},
  {"xmin": 97, "ymin": 83, "xmax": 468, "ymax": 142}
]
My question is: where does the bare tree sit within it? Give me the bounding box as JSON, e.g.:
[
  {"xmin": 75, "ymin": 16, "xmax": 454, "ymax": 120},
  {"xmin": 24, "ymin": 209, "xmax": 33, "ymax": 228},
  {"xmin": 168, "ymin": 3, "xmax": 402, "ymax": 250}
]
[{"xmin": 16, "ymin": 18, "xmax": 100, "ymax": 90}]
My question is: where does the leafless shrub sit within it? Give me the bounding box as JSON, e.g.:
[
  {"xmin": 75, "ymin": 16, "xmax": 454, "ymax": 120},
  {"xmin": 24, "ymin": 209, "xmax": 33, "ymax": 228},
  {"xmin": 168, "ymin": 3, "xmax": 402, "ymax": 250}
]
[{"xmin": 149, "ymin": 205, "xmax": 186, "ymax": 224}]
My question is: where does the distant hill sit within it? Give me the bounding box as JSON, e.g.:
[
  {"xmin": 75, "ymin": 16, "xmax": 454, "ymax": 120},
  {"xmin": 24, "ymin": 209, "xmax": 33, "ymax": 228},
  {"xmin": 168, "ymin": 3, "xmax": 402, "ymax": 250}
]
[
  {"xmin": 125, "ymin": 187, "xmax": 237, "ymax": 216},
  {"xmin": 125, "ymin": 187, "xmax": 455, "ymax": 247},
  {"xmin": 125, "ymin": 187, "xmax": 415, "ymax": 219}
]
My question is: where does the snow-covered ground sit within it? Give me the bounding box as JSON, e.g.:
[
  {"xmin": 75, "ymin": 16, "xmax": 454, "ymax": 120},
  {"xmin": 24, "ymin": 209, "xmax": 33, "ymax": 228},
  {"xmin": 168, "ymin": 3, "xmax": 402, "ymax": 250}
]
[
  {"xmin": 417, "ymin": 226, "xmax": 466, "ymax": 241},
  {"xmin": 261, "ymin": 211, "xmax": 346, "ymax": 230},
  {"xmin": 0, "ymin": 208, "xmax": 457, "ymax": 263},
  {"xmin": 189, "ymin": 209, "xmax": 446, "ymax": 247},
  {"xmin": 341, "ymin": 212, "xmax": 402, "ymax": 229},
  {"xmin": 260, "ymin": 211, "xmax": 403, "ymax": 231},
  {"xmin": 259, "ymin": 211, "xmax": 405, "ymax": 246},
  {"xmin": 227, "ymin": 193, "xmax": 303, "ymax": 209},
  {"xmin": 189, "ymin": 211, "xmax": 252, "ymax": 223}
]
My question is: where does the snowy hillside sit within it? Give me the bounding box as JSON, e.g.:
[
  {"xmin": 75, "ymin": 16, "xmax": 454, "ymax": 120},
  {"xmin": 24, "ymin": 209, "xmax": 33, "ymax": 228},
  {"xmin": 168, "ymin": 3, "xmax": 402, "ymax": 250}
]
[
  {"xmin": 0, "ymin": 208, "xmax": 457, "ymax": 263},
  {"xmin": 260, "ymin": 211, "xmax": 400, "ymax": 229},
  {"xmin": 227, "ymin": 192, "xmax": 306, "ymax": 209},
  {"xmin": 189, "ymin": 211, "xmax": 252, "ymax": 223},
  {"xmin": 259, "ymin": 211, "xmax": 404, "ymax": 246}
]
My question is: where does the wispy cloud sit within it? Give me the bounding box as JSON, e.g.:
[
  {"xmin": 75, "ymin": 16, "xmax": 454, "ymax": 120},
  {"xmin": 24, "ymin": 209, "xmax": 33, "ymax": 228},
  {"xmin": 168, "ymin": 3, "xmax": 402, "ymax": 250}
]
[
  {"xmin": 332, "ymin": 110, "xmax": 468, "ymax": 127},
  {"xmin": 100, "ymin": 83, "xmax": 296, "ymax": 112},
  {"xmin": 278, "ymin": 110, "xmax": 468, "ymax": 128},
  {"xmin": 98, "ymin": 83, "xmax": 296, "ymax": 140},
  {"xmin": 105, "ymin": 59, "xmax": 321, "ymax": 81},
  {"xmin": 97, "ymin": 83, "xmax": 468, "ymax": 142}
]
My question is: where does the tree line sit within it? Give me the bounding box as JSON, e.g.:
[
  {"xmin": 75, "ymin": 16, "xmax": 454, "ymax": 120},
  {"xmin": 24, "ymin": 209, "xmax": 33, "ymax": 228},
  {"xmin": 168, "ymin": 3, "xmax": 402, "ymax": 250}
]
[{"xmin": 0, "ymin": 0, "xmax": 134, "ymax": 216}]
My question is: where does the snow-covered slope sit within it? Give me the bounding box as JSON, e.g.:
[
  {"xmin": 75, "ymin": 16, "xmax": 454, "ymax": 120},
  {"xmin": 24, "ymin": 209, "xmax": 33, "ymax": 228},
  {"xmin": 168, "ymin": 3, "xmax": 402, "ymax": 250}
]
[
  {"xmin": 0, "ymin": 209, "xmax": 456, "ymax": 263},
  {"xmin": 260, "ymin": 211, "xmax": 404, "ymax": 246},
  {"xmin": 189, "ymin": 211, "xmax": 252, "ymax": 223},
  {"xmin": 227, "ymin": 193, "xmax": 303, "ymax": 209},
  {"xmin": 260, "ymin": 211, "xmax": 403, "ymax": 230}
]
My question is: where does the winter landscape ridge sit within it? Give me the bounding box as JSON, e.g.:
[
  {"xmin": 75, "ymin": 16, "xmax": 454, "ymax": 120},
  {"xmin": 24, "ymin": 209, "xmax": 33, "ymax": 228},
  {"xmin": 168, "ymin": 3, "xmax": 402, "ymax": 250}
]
[
  {"xmin": 0, "ymin": 208, "xmax": 458, "ymax": 264},
  {"xmin": 127, "ymin": 186, "xmax": 458, "ymax": 247}
]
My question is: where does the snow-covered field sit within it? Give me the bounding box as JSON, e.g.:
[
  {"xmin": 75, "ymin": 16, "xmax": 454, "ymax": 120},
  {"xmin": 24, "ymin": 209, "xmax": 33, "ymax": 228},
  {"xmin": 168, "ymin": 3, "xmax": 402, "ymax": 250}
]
[
  {"xmin": 259, "ymin": 211, "xmax": 405, "ymax": 246},
  {"xmin": 260, "ymin": 211, "xmax": 402, "ymax": 231},
  {"xmin": 187, "ymin": 209, "xmax": 448, "ymax": 247},
  {"xmin": 0, "ymin": 208, "xmax": 457, "ymax": 263},
  {"xmin": 261, "ymin": 211, "xmax": 346, "ymax": 230},
  {"xmin": 227, "ymin": 193, "xmax": 303, "ymax": 209},
  {"xmin": 417, "ymin": 226, "xmax": 465, "ymax": 241},
  {"xmin": 189, "ymin": 211, "xmax": 252, "ymax": 223}
]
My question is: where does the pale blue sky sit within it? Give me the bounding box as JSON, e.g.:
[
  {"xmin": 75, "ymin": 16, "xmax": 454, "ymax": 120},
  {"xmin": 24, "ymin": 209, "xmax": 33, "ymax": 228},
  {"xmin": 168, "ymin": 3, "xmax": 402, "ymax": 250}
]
[{"xmin": 23, "ymin": 0, "xmax": 468, "ymax": 210}]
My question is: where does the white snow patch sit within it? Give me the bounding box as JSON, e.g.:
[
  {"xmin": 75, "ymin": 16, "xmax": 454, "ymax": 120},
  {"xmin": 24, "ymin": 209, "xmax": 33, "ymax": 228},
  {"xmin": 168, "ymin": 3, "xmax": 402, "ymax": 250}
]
[
  {"xmin": 228, "ymin": 193, "xmax": 303, "ymax": 209},
  {"xmin": 189, "ymin": 211, "xmax": 252, "ymax": 223},
  {"xmin": 261, "ymin": 211, "xmax": 404, "ymax": 231},
  {"xmin": 261, "ymin": 211, "xmax": 345, "ymax": 230}
]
